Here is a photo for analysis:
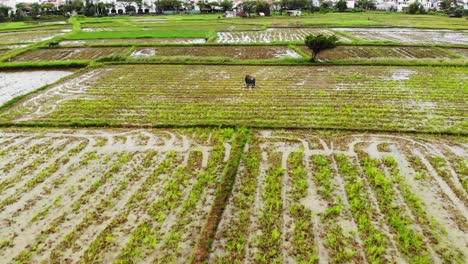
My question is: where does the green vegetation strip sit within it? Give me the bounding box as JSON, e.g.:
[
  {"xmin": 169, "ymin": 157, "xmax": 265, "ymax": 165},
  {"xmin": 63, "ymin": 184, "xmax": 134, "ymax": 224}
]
[
  {"xmin": 67, "ymin": 30, "xmax": 214, "ymax": 40},
  {"xmin": 192, "ymin": 128, "xmax": 249, "ymax": 263}
]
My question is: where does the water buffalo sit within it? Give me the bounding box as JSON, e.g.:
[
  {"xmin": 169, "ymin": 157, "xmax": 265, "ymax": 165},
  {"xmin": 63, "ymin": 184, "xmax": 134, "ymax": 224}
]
[
  {"xmin": 48, "ymin": 41, "xmax": 60, "ymax": 47},
  {"xmin": 245, "ymin": 75, "xmax": 255, "ymax": 88}
]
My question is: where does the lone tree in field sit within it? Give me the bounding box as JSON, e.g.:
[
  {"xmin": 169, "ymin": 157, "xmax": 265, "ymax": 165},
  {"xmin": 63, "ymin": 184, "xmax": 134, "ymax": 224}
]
[{"xmin": 304, "ymin": 34, "xmax": 339, "ymax": 62}]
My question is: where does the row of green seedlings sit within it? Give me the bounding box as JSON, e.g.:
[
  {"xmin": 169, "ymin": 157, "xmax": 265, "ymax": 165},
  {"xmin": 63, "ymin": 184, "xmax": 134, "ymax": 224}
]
[
  {"xmin": 13, "ymin": 151, "xmax": 132, "ymax": 262},
  {"xmin": 80, "ymin": 149, "xmax": 168, "ymax": 262},
  {"xmin": 383, "ymin": 156, "xmax": 465, "ymax": 263},
  {"xmin": 109, "ymin": 151, "xmax": 182, "ymax": 263},
  {"xmin": 0, "ymin": 138, "xmax": 87, "ymax": 212},
  {"xmin": 0, "ymin": 135, "xmax": 24, "ymax": 158},
  {"xmin": 28, "ymin": 150, "xmax": 100, "ymax": 224},
  {"xmin": 334, "ymin": 154, "xmax": 389, "ymax": 263},
  {"xmin": 211, "ymin": 140, "xmax": 260, "ymax": 262},
  {"xmin": 48, "ymin": 151, "xmax": 146, "ymax": 261},
  {"xmin": 310, "ymin": 154, "xmax": 362, "ymax": 263},
  {"xmin": 357, "ymin": 149, "xmax": 431, "ymax": 263},
  {"xmin": 429, "ymin": 156, "xmax": 468, "ymax": 206},
  {"xmin": 287, "ymin": 151, "xmax": 317, "ymax": 263},
  {"xmin": 254, "ymin": 151, "xmax": 284, "ymax": 263},
  {"xmin": 28, "ymin": 147, "xmax": 111, "ymax": 225},
  {"xmin": 0, "ymin": 138, "xmax": 55, "ymax": 189},
  {"xmin": 117, "ymin": 131, "xmax": 228, "ymax": 263},
  {"xmin": 156, "ymin": 144, "xmax": 226, "ymax": 262},
  {"xmin": 406, "ymin": 151, "xmax": 467, "ymax": 232},
  {"xmin": 0, "ymin": 143, "xmax": 108, "ymax": 251},
  {"xmin": 39, "ymin": 98, "xmax": 462, "ymax": 134}
]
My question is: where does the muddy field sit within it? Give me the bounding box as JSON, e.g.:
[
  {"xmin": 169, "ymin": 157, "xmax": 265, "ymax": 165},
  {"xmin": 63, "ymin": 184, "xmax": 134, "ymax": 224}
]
[
  {"xmin": 449, "ymin": 48, "xmax": 468, "ymax": 58},
  {"xmin": 298, "ymin": 45, "xmax": 455, "ymax": 60},
  {"xmin": 334, "ymin": 28, "xmax": 468, "ymax": 45},
  {"xmin": 1, "ymin": 65, "xmax": 465, "ymax": 134},
  {"xmin": 211, "ymin": 130, "xmax": 468, "ymax": 263},
  {"xmin": 11, "ymin": 47, "xmax": 130, "ymax": 62},
  {"xmin": 60, "ymin": 38, "xmax": 206, "ymax": 46},
  {"xmin": 130, "ymin": 46, "xmax": 302, "ymax": 60},
  {"xmin": 0, "ymin": 70, "xmax": 75, "ymax": 105},
  {"xmin": 0, "ymin": 128, "xmax": 231, "ymax": 263},
  {"xmin": 215, "ymin": 28, "xmax": 350, "ymax": 43},
  {"xmin": 0, "ymin": 128, "xmax": 466, "ymax": 263},
  {"xmin": 0, "ymin": 29, "xmax": 70, "ymax": 44}
]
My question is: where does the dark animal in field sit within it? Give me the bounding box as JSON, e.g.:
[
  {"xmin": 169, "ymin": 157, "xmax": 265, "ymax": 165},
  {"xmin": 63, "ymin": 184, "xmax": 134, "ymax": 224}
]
[
  {"xmin": 48, "ymin": 41, "xmax": 60, "ymax": 47},
  {"xmin": 245, "ymin": 75, "xmax": 255, "ymax": 88}
]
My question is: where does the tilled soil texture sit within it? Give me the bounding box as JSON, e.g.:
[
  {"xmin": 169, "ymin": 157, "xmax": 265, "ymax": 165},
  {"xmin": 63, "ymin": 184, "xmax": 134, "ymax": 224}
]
[
  {"xmin": 215, "ymin": 28, "xmax": 351, "ymax": 43},
  {"xmin": 334, "ymin": 28, "xmax": 468, "ymax": 45},
  {"xmin": 130, "ymin": 46, "xmax": 302, "ymax": 60},
  {"xmin": 59, "ymin": 38, "xmax": 206, "ymax": 46},
  {"xmin": 0, "ymin": 128, "xmax": 466, "ymax": 264},
  {"xmin": 0, "ymin": 29, "xmax": 71, "ymax": 44},
  {"xmin": 299, "ymin": 45, "xmax": 456, "ymax": 60},
  {"xmin": 11, "ymin": 47, "xmax": 130, "ymax": 62}
]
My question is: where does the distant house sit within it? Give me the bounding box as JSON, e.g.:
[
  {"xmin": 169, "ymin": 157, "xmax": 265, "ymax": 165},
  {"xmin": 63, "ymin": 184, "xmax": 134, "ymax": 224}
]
[{"xmin": 286, "ymin": 10, "xmax": 301, "ymax": 16}]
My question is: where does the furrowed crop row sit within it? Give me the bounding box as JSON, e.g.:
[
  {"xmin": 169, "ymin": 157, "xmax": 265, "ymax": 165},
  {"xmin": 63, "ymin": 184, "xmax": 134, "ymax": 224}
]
[
  {"xmin": 311, "ymin": 154, "xmax": 363, "ymax": 263},
  {"xmin": 141, "ymin": 151, "xmax": 204, "ymax": 262},
  {"xmin": 287, "ymin": 151, "xmax": 318, "ymax": 263},
  {"xmin": 334, "ymin": 154, "xmax": 390, "ymax": 263},
  {"xmin": 115, "ymin": 151, "xmax": 183, "ymax": 263},
  {"xmin": 0, "ymin": 137, "xmax": 54, "ymax": 185},
  {"xmin": 157, "ymin": 138, "xmax": 228, "ymax": 262},
  {"xmin": 48, "ymin": 152, "xmax": 146, "ymax": 261},
  {"xmin": 8, "ymin": 152, "xmax": 131, "ymax": 263},
  {"xmin": 210, "ymin": 139, "xmax": 260, "ymax": 262},
  {"xmin": 0, "ymin": 138, "xmax": 80, "ymax": 208},
  {"xmin": 255, "ymin": 152, "xmax": 284, "ymax": 263},
  {"xmin": 383, "ymin": 157, "xmax": 465, "ymax": 263},
  {"xmin": 429, "ymin": 156, "xmax": 468, "ymax": 207},
  {"xmin": 357, "ymin": 150, "xmax": 430, "ymax": 263}
]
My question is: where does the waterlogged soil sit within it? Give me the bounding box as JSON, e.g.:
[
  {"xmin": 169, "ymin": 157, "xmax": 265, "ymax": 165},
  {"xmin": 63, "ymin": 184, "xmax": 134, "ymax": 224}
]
[
  {"xmin": 60, "ymin": 38, "xmax": 206, "ymax": 46},
  {"xmin": 2, "ymin": 64, "xmax": 466, "ymax": 134},
  {"xmin": 299, "ymin": 45, "xmax": 456, "ymax": 60},
  {"xmin": 11, "ymin": 47, "xmax": 130, "ymax": 62},
  {"xmin": 0, "ymin": 128, "xmax": 466, "ymax": 263},
  {"xmin": 211, "ymin": 130, "xmax": 468, "ymax": 263},
  {"xmin": 334, "ymin": 27, "xmax": 468, "ymax": 45},
  {"xmin": 130, "ymin": 46, "xmax": 302, "ymax": 60},
  {"xmin": 0, "ymin": 128, "xmax": 230, "ymax": 263},
  {"xmin": 0, "ymin": 70, "xmax": 74, "ymax": 106},
  {"xmin": 216, "ymin": 28, "xmax": 351, "ymax": 43},
  {"xmin": 448, "ymin": 48, "xmax": 468, "ymax": 58},
  {"xmin": 0, "ymin": 29, "xmax": 71, "ymax": 44}
]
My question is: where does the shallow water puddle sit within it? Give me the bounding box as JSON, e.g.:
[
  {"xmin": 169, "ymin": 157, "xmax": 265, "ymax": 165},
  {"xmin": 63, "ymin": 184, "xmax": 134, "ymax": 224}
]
[{"xmin": 0, "ymin": 70, "xmax": 75, "ymax": 105}]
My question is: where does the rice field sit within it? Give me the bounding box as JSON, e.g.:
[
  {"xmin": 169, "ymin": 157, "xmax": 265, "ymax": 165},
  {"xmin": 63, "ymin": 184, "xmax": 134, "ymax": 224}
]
[
  {"xmin": 1, "ymin": 65, "xmax": 466, "ymax": 134},
  {"xmin": 129, "ymin": 46, "xmax": 302, "ymax": 60},
  {"xmin": 334, "ymin": 28, "xmax": 468, "ymax": 45},
  {"xmin": 215, "ymin": 28, "xmax": 351, "ymax": 43},
  {"xmin": 0, "ymin": 128, "xmax": 466, "ymax": 263},
  {"xmin": 0, "ymin": 29, "xmax": 71, "ymax": 44},
  {"xmin": 298, "ymin": 45, "xmax": 456, "ymax": 60},
  {"xmin": 11, "ymin": 47, "xmax": 130, "ymax": 62}
]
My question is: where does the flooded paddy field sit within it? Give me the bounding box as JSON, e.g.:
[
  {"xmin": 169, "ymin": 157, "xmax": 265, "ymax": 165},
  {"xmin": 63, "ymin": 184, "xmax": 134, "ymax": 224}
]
[
  {"xmin": 130, "ymin": 46, "xmax": 302, "ymax": 60},
  {"xmin": 215, "ymin": 28, "xmax": 351, "ymax": 43},
  {"xmin": 0, "ymin": 29, "xmax": 71, "ymax": 44},
  {"xmin": 1, "ymin": 64, "xmax": 465, "ymax": 134},
  {"xmin": 0, "ymin": 128, "xmax": 466, "ymax": 263},
  {"xmin": 334, "ymin": 28, "xmax": 468, "ymax": 45},
  {"xmin": 0, "ymin": 70, "xmax": 75, "ymax": 106},
  {"xmin": 299, "ymin": 45, "xmax": 457, "ymax": 60},
  {"xmin": 60, "ymin": 38, "xmax": 206, "ymax": 46},
  {"xmin": 11, "ymin": 47, "xmax": 130, "ymax": 62}
]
